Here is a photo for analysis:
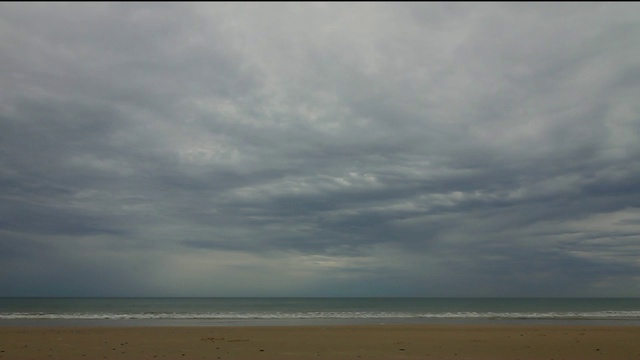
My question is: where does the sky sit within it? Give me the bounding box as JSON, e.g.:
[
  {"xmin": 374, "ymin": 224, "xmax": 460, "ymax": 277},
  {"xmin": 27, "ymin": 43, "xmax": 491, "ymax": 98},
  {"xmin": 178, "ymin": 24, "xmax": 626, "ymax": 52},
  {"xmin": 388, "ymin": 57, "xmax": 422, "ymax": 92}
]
[{"xmin": 1, "ymin": 3, "xmax": 640, "ymax": 297}]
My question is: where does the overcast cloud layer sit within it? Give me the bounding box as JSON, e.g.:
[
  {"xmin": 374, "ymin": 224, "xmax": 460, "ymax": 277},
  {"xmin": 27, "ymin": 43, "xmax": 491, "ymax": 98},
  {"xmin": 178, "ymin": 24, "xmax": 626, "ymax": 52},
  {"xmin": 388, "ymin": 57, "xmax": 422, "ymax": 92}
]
[{"xmin": 1, "ymin": 3, "xmax": 640, "ymax": 297}]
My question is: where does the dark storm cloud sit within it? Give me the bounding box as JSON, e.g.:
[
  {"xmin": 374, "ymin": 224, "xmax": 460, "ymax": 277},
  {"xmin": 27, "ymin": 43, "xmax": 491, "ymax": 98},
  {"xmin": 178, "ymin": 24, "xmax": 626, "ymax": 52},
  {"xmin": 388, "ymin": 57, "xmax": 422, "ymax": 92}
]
[{"xmin": 1, "ymin": 3, "xmax": 639, "ymax": 296}]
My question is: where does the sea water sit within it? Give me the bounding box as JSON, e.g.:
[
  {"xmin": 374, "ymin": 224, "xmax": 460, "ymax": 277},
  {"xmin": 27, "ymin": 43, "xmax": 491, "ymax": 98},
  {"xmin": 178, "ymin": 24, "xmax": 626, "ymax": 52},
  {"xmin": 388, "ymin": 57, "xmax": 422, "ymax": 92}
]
[{"xmin": 1, "ymin": 297, "xmax": 639, "ymax": 326}]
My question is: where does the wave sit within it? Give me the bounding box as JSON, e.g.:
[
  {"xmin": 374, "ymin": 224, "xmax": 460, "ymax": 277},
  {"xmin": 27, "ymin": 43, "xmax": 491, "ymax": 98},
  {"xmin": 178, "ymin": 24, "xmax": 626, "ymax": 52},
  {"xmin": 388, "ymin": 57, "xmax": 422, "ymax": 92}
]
[{"xmin": 2, "ymin": 311, "xmax": 640, "ymax": 320}]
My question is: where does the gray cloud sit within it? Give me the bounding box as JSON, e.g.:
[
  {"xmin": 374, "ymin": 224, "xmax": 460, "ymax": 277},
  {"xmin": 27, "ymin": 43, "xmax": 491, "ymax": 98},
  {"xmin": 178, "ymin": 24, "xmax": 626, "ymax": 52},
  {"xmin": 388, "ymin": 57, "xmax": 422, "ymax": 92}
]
[{"xmin": 1, "ymin": 3, "xmax": 640, "ymax": 296}]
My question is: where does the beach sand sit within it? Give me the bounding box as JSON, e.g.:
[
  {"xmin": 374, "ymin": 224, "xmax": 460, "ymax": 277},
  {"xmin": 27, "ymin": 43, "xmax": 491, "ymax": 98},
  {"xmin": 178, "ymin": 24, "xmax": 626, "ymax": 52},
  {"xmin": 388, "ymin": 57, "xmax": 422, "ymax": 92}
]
[{"xmin": 1, "ymin": 324, "xmax": 639, "ymax": 359}]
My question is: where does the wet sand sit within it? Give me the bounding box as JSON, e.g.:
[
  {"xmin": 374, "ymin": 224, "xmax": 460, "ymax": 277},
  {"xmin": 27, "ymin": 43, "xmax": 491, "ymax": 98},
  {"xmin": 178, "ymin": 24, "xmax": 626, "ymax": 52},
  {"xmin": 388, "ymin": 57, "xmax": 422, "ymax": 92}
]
[{"xmin": 1, "ymin": 324, "xmax": 639, "ymax": 359}]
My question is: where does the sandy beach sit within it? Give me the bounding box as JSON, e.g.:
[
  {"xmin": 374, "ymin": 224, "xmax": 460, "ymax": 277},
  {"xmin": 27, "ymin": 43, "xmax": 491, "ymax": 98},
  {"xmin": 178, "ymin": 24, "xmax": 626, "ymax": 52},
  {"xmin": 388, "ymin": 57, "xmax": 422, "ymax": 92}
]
[{"xmin": 1, "ymin": 324, "xmax": 639, "ymax": 360}]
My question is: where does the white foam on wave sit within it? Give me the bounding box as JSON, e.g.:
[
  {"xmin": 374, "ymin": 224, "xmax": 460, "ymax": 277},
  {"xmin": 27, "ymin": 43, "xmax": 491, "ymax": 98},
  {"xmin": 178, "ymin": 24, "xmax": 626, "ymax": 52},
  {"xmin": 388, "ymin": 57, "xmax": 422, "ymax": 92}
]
[{"xmin": 2, "ymin": 311, "xmax": 640, "ymax": 320}]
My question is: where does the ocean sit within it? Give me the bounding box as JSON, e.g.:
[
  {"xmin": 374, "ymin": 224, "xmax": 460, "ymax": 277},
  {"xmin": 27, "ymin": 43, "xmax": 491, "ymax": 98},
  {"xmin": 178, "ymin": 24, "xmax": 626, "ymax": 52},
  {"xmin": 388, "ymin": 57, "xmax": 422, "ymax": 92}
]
[{"xmin": 1, "ymin": 297, "xmax": 639, "ymax": 327}]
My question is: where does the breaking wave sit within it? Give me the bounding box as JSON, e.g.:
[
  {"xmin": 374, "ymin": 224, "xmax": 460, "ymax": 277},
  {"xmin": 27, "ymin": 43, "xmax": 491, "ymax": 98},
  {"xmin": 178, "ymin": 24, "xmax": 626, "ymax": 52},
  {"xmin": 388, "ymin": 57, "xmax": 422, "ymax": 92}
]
[{"xmin": 2, "ymin": 310, "xmax": 640, "ymax": 320}]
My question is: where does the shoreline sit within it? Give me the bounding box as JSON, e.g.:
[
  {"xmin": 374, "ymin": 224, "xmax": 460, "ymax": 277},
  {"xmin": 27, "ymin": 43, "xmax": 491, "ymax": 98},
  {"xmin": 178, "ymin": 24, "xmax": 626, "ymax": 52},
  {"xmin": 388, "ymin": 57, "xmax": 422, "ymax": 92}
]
[
  {"xmin": 2, "ymin": 323, "xmax": 640, "ymax": 359},
  {"xmin": 3, "ymin": 316, "xmax": 640, "ymax": 328}
]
